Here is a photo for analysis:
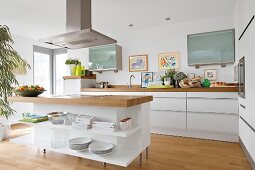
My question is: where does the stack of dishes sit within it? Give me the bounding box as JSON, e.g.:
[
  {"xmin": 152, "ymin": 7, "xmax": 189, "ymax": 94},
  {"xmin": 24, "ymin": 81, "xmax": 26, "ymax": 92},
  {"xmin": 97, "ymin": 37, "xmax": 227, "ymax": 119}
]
[
  {"xmin": 69, "ymin": 137, "xmax": 92, "ymax": 151},
  {"xmin": 89, "ymin": 142, "xmax": 114, "ymax": 155}
]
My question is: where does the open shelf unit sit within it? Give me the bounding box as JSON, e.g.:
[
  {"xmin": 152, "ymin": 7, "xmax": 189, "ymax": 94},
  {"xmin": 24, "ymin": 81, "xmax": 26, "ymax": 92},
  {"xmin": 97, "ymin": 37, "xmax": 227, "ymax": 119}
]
[
  {"xmin": 18, "ymin": 121, "xmax": 141, "ymax": 138},
  {"xmin": 11, "ymin": 103, "xmax": 150, "ymax": 167},
  {"xmin": 11, "ymin": 134, "xmax": 140, "ymax": 167}
]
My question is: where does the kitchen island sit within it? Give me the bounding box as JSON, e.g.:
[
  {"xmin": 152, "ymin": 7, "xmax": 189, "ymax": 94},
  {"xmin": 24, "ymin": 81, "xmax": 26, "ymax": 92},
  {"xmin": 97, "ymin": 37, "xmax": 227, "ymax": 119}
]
[{"xmin": 8, "ymin": 95, "xmax": 153, "ymax": 167}]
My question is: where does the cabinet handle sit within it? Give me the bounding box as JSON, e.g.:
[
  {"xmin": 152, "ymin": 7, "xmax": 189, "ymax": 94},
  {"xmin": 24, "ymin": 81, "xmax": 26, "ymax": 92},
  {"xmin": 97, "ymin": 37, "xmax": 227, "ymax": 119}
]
[{"xmin": 240, "ymin": 104, "xmax": 246, "ymax": 109}]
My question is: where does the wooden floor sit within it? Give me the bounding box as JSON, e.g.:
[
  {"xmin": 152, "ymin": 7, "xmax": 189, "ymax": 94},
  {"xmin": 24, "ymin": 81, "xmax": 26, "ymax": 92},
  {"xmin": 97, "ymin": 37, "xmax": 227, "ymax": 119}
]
[{"xmin": 0, "ymin": 124, "xmax": 251, "ymax": 170}]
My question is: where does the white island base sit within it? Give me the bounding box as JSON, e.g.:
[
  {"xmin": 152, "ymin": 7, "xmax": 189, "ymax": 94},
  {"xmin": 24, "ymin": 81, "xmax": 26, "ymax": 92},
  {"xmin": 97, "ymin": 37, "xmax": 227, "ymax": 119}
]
[{"xmin": 11, "ymin": 102, "xmax": 151, "ymax": 167}]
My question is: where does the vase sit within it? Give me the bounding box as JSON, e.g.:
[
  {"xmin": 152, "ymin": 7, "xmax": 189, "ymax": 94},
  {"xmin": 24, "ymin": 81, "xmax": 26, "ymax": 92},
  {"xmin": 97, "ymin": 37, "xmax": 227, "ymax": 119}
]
[
  {"xmin": 0, "ymin": 123, "xmax": 10, "ymax": 141},
  {"xmin": 75, "ymin": 62, "xmax": 82, "ymax": 76},
  {"xmin": 66, "ymin": 64, "xmax": 76, "ymax": 76},
  {"xmin": 175, "ymin": 80, "xmax": 180, "ymax": 88}
]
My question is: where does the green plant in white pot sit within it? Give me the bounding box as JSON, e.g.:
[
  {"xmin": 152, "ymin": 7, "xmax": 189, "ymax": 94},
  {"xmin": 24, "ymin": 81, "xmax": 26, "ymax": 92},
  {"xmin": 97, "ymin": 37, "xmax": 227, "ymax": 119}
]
[
  {"xmin": 65, "ymin": 58, "xmax": 79, "ymax": 76},
  {"xmin": 0, "ymin": 25, "xmax": 30, "ymax": 140}
]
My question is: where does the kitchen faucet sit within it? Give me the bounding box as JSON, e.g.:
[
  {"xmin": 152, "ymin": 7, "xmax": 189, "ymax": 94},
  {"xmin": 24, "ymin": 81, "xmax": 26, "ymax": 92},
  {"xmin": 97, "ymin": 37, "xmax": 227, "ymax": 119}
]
[{"xmin": 129, "ymin": 75, "xmax": 135, "ymax": 88}]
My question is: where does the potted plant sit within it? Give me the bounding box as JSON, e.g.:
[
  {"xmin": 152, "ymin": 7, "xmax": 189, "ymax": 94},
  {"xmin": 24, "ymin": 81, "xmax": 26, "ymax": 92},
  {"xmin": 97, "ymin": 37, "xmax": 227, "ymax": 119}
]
[
  {"xmin": 173, "ymin": 71, "xmax": 187, "ymax": 88},
  {"xmin": 165, "ymin": 69, "xmax": 177, "ymax": 86},
  {"xmin": 65, "ymin": 58, "xmax": 80, "ymax": 76},
  {"xmin": 0, "ymin": 25, "xmax": 30, "ymax": 140}
]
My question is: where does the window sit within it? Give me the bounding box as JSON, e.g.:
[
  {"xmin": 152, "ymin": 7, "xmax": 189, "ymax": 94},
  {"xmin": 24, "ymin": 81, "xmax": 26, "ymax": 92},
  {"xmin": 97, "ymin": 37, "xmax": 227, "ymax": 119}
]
[
  {"xmin": 54, "ymin": 51, "xmax": 68, "ymax": 94},
  {"xmin": 33, "ymin": 46, "xmax": 67, "ymax": 94}
]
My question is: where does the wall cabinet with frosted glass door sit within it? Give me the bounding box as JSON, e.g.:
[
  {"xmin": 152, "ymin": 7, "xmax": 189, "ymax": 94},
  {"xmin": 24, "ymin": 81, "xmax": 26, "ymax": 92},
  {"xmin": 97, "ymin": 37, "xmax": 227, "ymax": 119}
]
[{"xmin": 89, "ymin": 44, "xmax": 122, "ymax": 72}]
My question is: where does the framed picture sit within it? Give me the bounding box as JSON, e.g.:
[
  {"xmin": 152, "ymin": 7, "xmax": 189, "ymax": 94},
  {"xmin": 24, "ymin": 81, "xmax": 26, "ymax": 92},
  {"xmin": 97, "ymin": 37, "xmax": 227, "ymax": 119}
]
[
  {"xmin": 141, "ymin": 72, "xmax": 153, "ymax": 88},
  {"xmin": 129, "ymin": 54, "xmax": 148, "ymax": 72},
  {"xmin": 158, "ymin": 52, "xmax": 180, "ymax": 70},
  {"xmin": 153, "ymin": 72, "xmax": 164, "ymax": 82},
  {"xmin": 204, "ymin": 69, "xmax": 217, "ymax": 81}
]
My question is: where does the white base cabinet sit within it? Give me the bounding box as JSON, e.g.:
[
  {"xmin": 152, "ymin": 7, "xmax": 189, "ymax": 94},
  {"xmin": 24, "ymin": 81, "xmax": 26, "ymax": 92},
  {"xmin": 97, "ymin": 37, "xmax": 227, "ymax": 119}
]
[
  {"xmin": 187, "ymin": 112, "xmax": 238, "ymax": 141},
  {"xmin": 151, "ymin": 110, "xmax": 186, "ymax": 135},
  {"xmin": 239, "ymin": 117, "xmax": 255, "ymax": 162},
  {"xmin": 82, "ymin": 91, "xmax": 238, "ymax": 142}
]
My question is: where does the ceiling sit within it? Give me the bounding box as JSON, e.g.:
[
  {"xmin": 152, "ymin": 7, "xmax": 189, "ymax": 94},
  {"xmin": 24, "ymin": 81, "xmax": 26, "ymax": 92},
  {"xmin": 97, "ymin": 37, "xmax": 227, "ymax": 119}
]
[{"xmin": 0, "ymin": 0, "xmax": 237, "ymax": 40}]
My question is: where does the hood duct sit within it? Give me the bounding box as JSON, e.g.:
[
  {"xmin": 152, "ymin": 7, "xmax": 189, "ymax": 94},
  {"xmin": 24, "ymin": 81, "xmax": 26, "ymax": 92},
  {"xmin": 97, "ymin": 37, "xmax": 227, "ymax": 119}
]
[{"xmin": 40, "ymin": 0, "xmax": 117, "ymax": 49}]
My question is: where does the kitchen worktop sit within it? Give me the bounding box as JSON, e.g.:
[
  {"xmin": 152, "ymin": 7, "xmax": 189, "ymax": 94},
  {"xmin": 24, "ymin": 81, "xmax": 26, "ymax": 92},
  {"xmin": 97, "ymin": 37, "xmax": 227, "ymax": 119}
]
[
  {"xmin": 81, "ymin": 87, "xmax": 238, "ymax": 93},
  {"xmin": 8, "ymin": 95, "xmax": 153, "ymax": 107}
]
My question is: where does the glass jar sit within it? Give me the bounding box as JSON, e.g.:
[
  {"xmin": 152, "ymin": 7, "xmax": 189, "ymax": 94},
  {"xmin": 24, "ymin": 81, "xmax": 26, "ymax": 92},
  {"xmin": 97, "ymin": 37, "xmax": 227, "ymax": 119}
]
[{"xmin": 51, "ymin": 128, "xmax": 69, "ymax": 148}]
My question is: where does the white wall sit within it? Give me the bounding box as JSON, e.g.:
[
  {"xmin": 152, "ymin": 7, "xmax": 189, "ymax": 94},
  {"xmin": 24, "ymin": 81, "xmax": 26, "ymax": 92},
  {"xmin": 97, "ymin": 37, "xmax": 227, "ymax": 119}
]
[{"xmin": 68, "ymin": 15, "xmax": 236, "ymax": 85}]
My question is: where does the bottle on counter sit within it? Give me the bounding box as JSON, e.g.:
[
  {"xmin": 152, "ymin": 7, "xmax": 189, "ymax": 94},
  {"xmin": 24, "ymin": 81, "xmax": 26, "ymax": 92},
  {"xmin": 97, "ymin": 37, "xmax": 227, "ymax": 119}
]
[{"xmin": 75, "ymin": 62, "xmax": 82, "ymax": 76}]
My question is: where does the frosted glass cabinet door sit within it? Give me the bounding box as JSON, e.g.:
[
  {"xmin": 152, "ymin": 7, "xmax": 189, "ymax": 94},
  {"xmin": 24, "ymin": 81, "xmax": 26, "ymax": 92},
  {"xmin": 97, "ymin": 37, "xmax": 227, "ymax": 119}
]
[
  {"xmin": 187, "ymin": 29, "xmax": 235, "ymax": 65},
  {"xmin": 89, "ymin": 45, "xmax": 117, "ymax": 70}
]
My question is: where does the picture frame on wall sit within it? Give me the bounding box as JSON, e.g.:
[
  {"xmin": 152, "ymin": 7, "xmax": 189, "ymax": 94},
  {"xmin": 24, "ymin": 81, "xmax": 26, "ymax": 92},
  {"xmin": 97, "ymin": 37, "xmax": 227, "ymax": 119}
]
[
  {"xmin": 204, "ymin": 69, "xmax": 217, "ymax": 81},
  {"xmin": 129, "ymin": 54, "xmax": 148, "ymax": 72},
  {"xmin": 141, "ymin": 72, "xmax": 153, "ymax": 88},
  {"xmin": 158, "ymin": 52, "xmax": 180, "ymax": 70}
]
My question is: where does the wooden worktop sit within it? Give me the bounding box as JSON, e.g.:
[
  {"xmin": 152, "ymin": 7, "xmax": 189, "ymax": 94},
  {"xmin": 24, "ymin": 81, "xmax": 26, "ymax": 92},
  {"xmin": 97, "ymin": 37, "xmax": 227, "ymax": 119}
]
[
  {"xmin": 8, "ymin": 95, "xmax": 153, "ymax": 107},
  {"xmin": 81, "ymin": 87, "xmax": 238, "ymax": 93},
  {"xmin": 63, "ymin": 75, "xmax": 96, "ymax": 80}
]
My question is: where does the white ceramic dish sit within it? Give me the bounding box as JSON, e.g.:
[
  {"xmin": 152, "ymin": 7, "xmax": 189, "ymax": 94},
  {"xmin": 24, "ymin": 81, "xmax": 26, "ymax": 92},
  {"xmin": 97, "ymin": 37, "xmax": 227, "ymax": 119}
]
[
  {"xmin": 69, "ymin": 137, "xmax": 92, "ymax": 145},
  {"xmin": 69, "ymin": 137, "xmax": 92, "ymax": 151}
]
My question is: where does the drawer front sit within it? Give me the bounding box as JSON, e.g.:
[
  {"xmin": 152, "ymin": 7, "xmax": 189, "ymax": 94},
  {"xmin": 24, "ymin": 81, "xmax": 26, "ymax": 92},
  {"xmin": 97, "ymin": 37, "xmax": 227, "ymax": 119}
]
[
  {"xmin": 144, "ymin": 92, "xmax": 186, "ymax": 98},
  {"xmin": 187, "ymin": 112, "xmax": 238, "ymax": 135},
  {"xmin": 187, "ymin": 98, "xmax": 238, "ymax": 114},
  {"xmin": 151, "ymin": 110, "xmax": 186, "ymax": 131},
  {"xmin": 187, "ymin": 92, "xmax": 238, "ymax": 99},
  {"xmin": 239, "ymin": 117, "xmax": 255, "ymax": 162},
  {"xmin": 151, "ymin": 98, "xmax": 186, "ymax": 112}
]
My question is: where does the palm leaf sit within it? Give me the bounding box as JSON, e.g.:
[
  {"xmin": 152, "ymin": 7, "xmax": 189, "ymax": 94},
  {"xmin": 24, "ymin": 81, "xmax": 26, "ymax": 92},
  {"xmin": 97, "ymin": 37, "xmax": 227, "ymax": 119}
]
[{"xmin": 0, "ymin": 25, "xmax": 30, "ymax": 118}]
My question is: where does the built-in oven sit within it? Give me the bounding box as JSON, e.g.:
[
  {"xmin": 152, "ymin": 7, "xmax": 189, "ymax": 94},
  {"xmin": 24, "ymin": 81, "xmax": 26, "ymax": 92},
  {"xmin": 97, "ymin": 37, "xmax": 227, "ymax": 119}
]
[{"xmin": 238, "ymin": 57, "xmax": 245, "ymax": 98}]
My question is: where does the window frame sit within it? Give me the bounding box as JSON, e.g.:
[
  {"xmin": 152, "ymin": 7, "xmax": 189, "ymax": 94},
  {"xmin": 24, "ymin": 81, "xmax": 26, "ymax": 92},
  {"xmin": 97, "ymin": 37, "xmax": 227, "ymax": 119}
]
[
  {"xmin": 33, "ymin": 45, "xmax": 67, "ymax": 94},
  {"xmin": 53, "ymin": 48, "xmax": 68, "ymax": 94}
]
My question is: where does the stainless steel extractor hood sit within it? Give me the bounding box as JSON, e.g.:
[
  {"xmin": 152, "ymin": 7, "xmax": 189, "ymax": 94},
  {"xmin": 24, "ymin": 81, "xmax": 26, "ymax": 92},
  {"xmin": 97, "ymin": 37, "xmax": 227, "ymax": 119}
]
[{"xmin": 40, "ymin": 0, "xmax": 117, "ymax": 49}]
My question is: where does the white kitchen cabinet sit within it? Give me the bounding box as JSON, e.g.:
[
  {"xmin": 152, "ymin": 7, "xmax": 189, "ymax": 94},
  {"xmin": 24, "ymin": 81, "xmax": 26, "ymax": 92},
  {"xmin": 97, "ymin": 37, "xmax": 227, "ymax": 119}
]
[
  {"xmin": 239, "ymin": 117, "xmax": 255, "ymax": 162},
  {"xmin": 151, "ymin": 98, "xmax": 186, "ymax": 112},
  {"xmin": 187, "ymin": 112, "xmax": 238, "ymax": 141},
  {"xmin": 187, "ymin": 92, "xmax": 238, "ymax": 99},
  {"xmin": 144, "ymin": 92, "xmax": 186, "ymax": 98},
  {"xmin": 81, "ymin": 91, "xmax": 239, "ymax": 142},
  {"xmin": 243, "ymin": 18, "xmax": 255, "ymax": 129},
  {"xmin": 186, "ymin": 92, "xmax": 239, "ymax": 142},
  {"xmin": 187, "ymin": 98, "xmax": 238, "ymax": 114},
  {"xmin": 151, "ymin": 110, "xmax": 186, "ymax": 134}
]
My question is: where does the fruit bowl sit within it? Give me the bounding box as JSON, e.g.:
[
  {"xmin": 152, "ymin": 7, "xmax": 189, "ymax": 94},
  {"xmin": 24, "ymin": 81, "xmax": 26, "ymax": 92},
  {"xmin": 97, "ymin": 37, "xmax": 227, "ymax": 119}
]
[
  {"xmin": 14, "ymin": 90, "xmax": 45, "ymax": 97},
  {"xmin": 14, "ymin": 85, "xmax": 46, "ymax": 97}
]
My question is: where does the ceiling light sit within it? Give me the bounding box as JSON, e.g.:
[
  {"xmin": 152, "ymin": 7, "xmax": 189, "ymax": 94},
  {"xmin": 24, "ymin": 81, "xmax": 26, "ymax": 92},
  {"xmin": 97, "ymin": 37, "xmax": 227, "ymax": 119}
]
[
  {"xmin": 165, "ymin": 17, "xmax": 171, "ymax": 21},
  {"xmin": 129, "ymin": 24, "xmax": 134, "ymax": 27}
]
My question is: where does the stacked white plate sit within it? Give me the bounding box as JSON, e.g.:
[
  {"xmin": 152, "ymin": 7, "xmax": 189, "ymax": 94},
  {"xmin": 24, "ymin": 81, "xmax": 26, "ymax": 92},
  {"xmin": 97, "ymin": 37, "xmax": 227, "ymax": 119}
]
[
  {"xmin": 69, "ymin": 137, "xmax": 92, "ymax": 151},
  {"xmin": 89, "ymin": 142, "xmax": 114, "ymax": 155}
]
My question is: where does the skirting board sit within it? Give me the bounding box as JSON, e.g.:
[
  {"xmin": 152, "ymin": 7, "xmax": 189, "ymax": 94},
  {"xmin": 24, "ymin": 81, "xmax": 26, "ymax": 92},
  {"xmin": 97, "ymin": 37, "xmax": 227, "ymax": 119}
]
[{"xmin": 239, "ymin": 137, "xmax": 255, "ymax": 170}]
